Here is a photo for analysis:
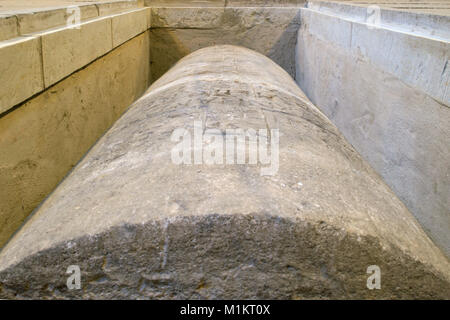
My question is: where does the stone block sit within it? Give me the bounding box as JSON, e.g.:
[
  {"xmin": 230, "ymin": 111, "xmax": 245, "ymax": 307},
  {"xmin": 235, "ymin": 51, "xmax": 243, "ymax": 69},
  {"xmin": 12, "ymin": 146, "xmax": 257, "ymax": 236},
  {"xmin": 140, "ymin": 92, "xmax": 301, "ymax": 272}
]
[
  {"xmin": 16, "ymin": 5, "xmax": 98, "ymax": 35},
  {"xmin": 111, "ymin": 8, "xmax": 148, "ymax": 47},
  {"xmin": 0, "ymin": 14, "xmax": 19, "ymax": 41},
  {"xmin": 0, "ymin": 32, "xmax": 150, "ymax": 249},
  {"xmin": 96, "ymin": 0, "xmax": 142, "ymax": 16},
  {"xmin": 40, "ymin": 16, "xmax": 113, "ymax": 87},
  {"xmin": 0, "ymin": 36, "xmax": 44, "ymax": 113}
]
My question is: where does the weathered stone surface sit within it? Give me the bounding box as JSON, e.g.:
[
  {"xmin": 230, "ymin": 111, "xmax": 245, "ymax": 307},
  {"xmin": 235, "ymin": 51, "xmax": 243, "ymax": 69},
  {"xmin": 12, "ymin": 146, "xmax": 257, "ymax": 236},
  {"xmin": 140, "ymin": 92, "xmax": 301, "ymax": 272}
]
[
  {"xmin": 40, "ymin": 16, "xmax": 113, "ymax": 87},
  {"xmin": 0, "ymin": 1, "xmax": 145, "ymax": 42},
  {"xmin": 308, "ymin": 0, "xmax": 450, "ymax": 16},
  {"xmin": 308, "ymin": 0, "xmax": 450, "ymax": 39},
  {"xmin": 111, "ymin": 8, "xmax": 148, "ymax": 47},
  {"xmin": 0, "ymin": 46, "xmax": 448, "ymax": 299},
  {"xmin": 144, "ymin": 0, "xmax": 306, "ymax": 6},
  {"xmin": 16, "ymin": 5, "xmax": 99, "ymax": 35},
  {"xmin": 0, "ymin": 31, "xmax": 150, "ymax": 250},
  {"xmin": 144, "ymin": 0, "xmax": 226, "ymax": 7},
  {"xmin": 226, "ymin": 0, "xmax": 306, "ymax": 6},
  {"xmin": 0, "ymin": 36, "xmax": 44, "ymax": 113},
  {"xmin": 296, "ymin": 6, "xmax": 450, "ymax": 257},
  {"xmin": 0, "ymin": 1, "xmax": 140, "ymax": 14},
  {"xmin": 149, "ymin": 7, "xmax": 301, "ymax": 82},
  {"xmin": 96, "ymin": 0, "xmax": 143, "ymax": 16},
  {"xmin": 0, "ymin": 6, "xmax": 153, "ymax": 115},
  {"xmin": 0, "ymin": 14, "xmax": 19, "ymax": 41}
]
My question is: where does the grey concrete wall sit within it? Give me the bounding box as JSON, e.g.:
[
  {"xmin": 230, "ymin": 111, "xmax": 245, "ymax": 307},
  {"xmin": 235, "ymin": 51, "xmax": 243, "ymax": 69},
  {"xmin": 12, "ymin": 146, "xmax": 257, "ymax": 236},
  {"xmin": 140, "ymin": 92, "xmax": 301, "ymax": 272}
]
[{"xmin": 295, "ymin": 4, "xmax": 450, "ymax": 256}]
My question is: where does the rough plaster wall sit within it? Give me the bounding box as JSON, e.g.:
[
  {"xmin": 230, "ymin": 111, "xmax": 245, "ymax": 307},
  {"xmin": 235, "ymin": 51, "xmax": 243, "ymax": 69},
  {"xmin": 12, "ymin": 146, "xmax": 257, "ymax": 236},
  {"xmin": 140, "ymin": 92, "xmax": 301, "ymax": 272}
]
[
  {"xmin": 295, "ymin": 9, "xmax": 450, "ymax": 257},
  {"xmin": 0, "ymin": 32, "xmax": 150, "ymax": 248}
]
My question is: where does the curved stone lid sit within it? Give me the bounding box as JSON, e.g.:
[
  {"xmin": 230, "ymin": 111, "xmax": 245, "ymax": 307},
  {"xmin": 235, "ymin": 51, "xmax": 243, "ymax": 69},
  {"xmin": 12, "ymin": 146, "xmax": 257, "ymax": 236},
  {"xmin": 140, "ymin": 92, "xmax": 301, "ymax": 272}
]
[{"xmin": 0, "ymin": 45, "xmax": 448, "ymax": 299}]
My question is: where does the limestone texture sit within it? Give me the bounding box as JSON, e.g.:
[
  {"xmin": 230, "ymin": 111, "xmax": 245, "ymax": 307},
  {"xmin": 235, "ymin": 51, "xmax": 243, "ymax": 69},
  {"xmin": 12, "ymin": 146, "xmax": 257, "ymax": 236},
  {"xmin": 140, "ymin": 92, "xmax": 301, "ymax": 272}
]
[
  {"xmin": 0, "ymin": 32, "xmax": 150, "ymax": 250},
  {"xmin": 0, "ymin": 36, "xmax": 44, "ymax": 113},
  {"xmin": 296, "ymin": 5, "xmax": 450, "ymax": 257},
  {"xmin": 111, "ymin": 8, "xmax": 148, "ymax": 47},
  {"xmin": 149, "ymin": 7, "xmax": 301, "ymax": 82},
  {"xmin": 0, "ymin": 14, "xmax": 18, "ymax": 41},
  {"xmin": 40, "ymin": 16, "xmax": 113, "ymax": 87},
  {"xmin": 0, "ymin": 45, "xmax": 449, "ymax": 299}
]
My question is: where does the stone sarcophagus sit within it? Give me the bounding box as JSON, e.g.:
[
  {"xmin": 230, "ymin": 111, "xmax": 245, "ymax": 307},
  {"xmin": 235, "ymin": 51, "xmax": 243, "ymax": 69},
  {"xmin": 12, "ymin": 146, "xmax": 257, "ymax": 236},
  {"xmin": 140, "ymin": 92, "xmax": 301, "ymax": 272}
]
[{"xmin": 0, "ymin": 45, "xmax": 448, "ymax": 299}]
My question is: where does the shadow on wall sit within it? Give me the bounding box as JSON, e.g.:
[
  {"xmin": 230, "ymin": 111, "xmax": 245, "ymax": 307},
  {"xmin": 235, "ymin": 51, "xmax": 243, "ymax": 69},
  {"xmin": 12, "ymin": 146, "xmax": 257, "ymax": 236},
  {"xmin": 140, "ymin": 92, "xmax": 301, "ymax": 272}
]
[{"xmin": 149, "ymin": 7, "xmax": 302, "ymax": 82}]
